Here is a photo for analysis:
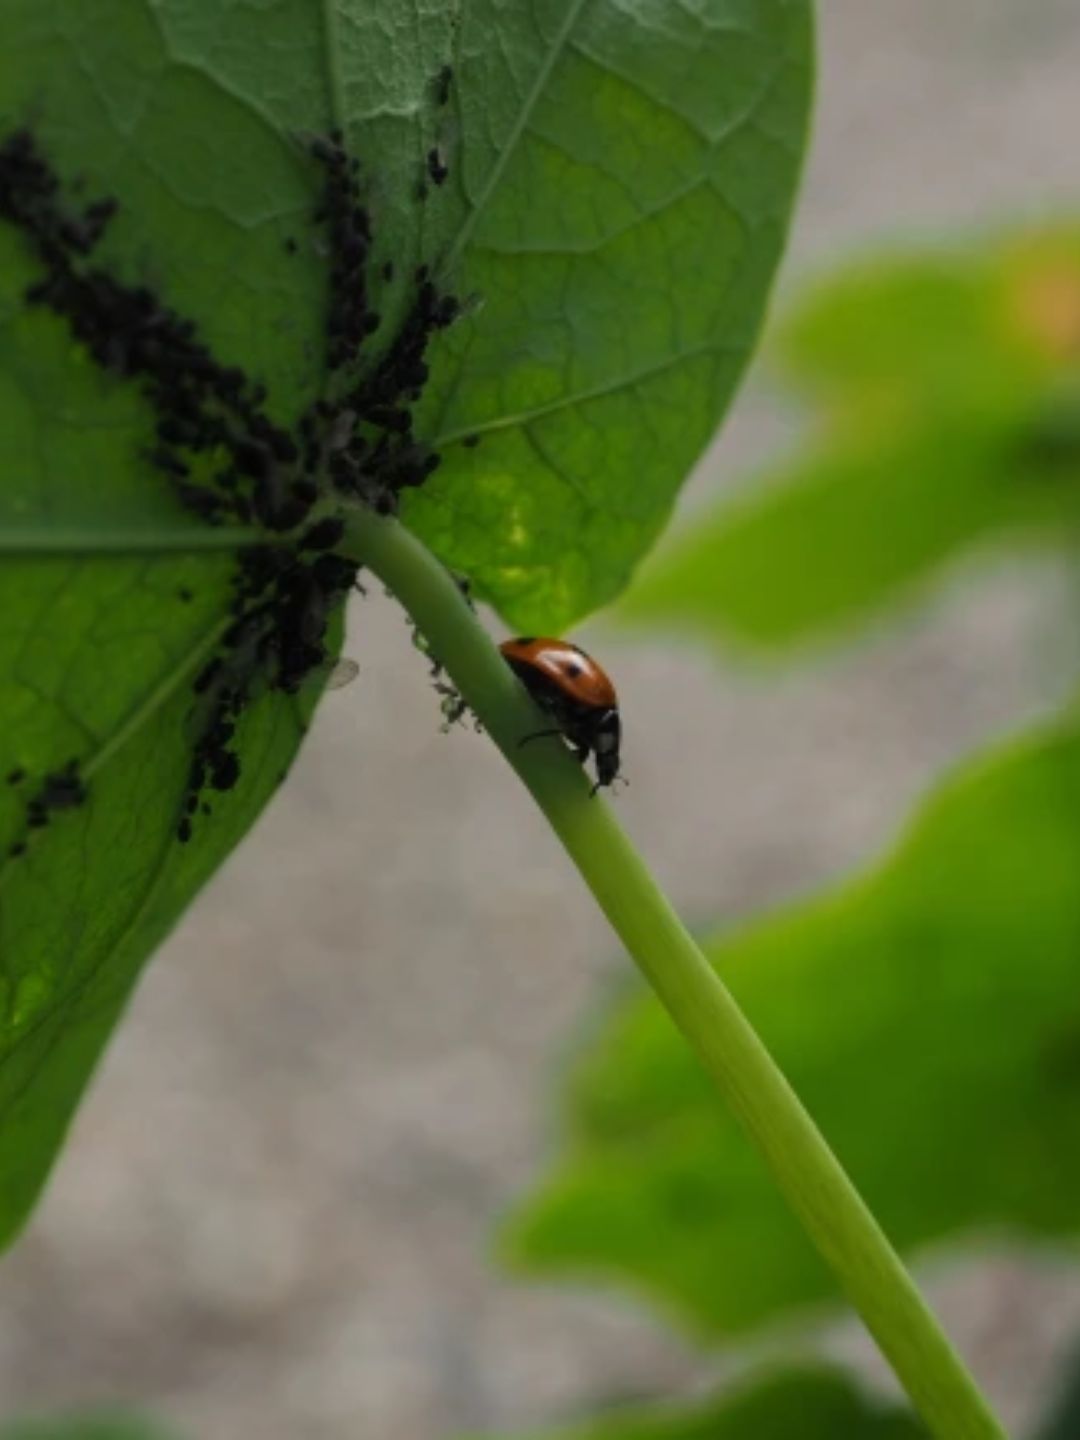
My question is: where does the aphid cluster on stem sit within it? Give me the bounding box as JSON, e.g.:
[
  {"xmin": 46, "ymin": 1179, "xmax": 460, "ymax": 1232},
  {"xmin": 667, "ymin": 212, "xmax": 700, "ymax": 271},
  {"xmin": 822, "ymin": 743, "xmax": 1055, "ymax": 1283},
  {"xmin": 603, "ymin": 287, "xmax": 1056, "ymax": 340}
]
[
  {"xmin": 0, "ymin": 120, "xmax": 464, "ymax": 847},
  {"xmin": 408, "ymin": 614, "xmax": 476, "ymax": 734}
]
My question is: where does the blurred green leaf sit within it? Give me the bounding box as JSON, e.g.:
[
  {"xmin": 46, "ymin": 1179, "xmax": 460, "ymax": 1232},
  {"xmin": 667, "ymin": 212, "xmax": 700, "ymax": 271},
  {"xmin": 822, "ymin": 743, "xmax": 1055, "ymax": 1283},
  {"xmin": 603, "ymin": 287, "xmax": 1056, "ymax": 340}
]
[
  {"xmin": 0, "ymin": 0, "xmax": 813, "ymax": 1249},
  {"xmin": 408, "ymin": 0, "xmax": 813, "ymax": 630},
  {"xmin": 0, "ymin": 1418, "xmax": 173, "ymax": 1440},
  {"xmin": 506, "ymin": 718, "xmax": 1080, "ymax": 1336},
  {"xmin": 464, "ymin": 1366, "xmax": 927, "ymax": 1440},
  {"xmin": 620, "ymin": 227, "xmax": 1080, "ymax": 649}
]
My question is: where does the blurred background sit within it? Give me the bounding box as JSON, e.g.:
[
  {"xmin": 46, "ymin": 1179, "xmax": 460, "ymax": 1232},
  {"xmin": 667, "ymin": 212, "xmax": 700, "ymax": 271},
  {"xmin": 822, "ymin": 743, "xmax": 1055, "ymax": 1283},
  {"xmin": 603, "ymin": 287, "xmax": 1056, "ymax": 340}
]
[{"xmin": 3, "ymin": 1, "xmax": 1080, "ymax": 1436}]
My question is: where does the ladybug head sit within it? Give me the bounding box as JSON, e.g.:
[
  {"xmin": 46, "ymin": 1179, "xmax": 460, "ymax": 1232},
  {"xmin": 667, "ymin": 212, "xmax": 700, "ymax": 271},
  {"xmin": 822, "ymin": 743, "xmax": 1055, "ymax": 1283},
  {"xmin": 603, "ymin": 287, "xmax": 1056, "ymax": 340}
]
[{"xmin": 591, "ymin": 708, "xmax": 622, "ymax": 788}]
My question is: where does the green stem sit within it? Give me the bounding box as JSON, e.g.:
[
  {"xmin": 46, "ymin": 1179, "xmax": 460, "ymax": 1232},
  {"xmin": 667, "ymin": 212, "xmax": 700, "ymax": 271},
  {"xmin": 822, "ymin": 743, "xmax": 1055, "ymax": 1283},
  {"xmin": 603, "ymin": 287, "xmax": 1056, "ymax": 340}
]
[{"xmin": 343, "ymin": 509, "xmax": 1009, "ymax": 1440}]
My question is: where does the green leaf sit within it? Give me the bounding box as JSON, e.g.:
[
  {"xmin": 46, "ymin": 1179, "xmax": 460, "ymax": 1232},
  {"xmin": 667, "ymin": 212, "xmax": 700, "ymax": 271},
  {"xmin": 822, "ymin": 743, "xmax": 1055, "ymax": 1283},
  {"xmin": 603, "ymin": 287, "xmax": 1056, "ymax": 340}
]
[
  {"xmin": 619, "ymin": 226, "xmax": 1080, "ymax": 649},
  {"xmin": 0, "ymin": 0, "xmax": 809, "ymax": 1247},
  {"xmin": 505, "ymin": 717, "xmax": 1080, "ymax": 1336},
  {"xmin": 0, "ymin": 0, "xmax": 812, "ymax": 1250},
  {"xmin": 407, "ymin": 0, "xmax": 814, "ymax": 630},
  {"xmin": 463, "ymin": 1365, "xmax": 927, "ymax": 1440},
  {"xmin": 0, "ymin": 1418, "xmax": 173, "ymax": 1440}
]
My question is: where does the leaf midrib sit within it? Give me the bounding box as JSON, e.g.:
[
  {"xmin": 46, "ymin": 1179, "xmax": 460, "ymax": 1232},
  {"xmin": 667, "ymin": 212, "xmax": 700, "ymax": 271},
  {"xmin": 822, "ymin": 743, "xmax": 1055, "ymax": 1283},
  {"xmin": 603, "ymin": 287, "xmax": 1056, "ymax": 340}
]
[
  {"xmin": 319, "ymin": 0, "xmax": 350, "ymax": 134},
  {"xmin": 0, "ymin": 525, "xmax": 261, "ymax": 555}
]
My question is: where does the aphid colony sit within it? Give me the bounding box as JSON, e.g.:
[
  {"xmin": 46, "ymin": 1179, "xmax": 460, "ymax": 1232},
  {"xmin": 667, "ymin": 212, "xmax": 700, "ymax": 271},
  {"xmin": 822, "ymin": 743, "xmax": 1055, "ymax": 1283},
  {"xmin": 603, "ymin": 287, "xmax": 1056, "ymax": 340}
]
[
  {"xmin": 5, "ymin": 762, "xmax": 87, "ymax": 858},
  {"xmin": 0, "ymin": 87, "xmax": 462, "ymax": 849}
]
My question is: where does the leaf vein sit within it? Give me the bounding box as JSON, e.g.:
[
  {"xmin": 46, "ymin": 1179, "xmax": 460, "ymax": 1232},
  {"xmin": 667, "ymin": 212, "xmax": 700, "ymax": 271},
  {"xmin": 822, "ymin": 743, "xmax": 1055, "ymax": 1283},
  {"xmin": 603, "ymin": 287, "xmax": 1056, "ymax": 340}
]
[
  {"xmin": 439, "ymin": 0, "xmax": 592, "ymax": 274},
  {"xmin": 431, "ymin": 341, "xmax": 730, "ymax": 446}
]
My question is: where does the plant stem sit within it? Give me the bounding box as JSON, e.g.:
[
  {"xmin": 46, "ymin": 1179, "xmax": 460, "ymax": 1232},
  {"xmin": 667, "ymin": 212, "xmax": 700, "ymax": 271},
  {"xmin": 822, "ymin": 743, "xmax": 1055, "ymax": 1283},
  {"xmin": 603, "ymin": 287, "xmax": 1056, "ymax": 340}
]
[{"xmin": 343, "ymin": 509, "xmax": 1009, "ymax": 1440}]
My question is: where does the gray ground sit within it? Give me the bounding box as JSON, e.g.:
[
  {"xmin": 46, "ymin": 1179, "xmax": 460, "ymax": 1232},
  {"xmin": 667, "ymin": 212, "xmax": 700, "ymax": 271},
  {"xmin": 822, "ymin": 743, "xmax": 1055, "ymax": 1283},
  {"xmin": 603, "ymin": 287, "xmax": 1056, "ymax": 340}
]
[{"xmin": 3, "ymin": 2, "xmax": 1080, "ymax": 1436}]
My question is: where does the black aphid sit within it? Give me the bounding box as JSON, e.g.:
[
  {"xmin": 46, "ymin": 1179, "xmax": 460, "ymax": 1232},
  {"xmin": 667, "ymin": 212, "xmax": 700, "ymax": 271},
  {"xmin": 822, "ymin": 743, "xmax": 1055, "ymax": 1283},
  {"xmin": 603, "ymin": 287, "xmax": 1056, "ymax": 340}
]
[
  {"xmin": 453, "ymin": 574, "xmax": 476, "ymax": 611},
  {"xmin": 39, "ymin": 762, "xmax": 87, "ymax": 811},
  {"xmin": 434, "ymin": 64, "xmax": 453, "ymax": 107},
  {"xmin": 299, "ymin": 516, "xmax": 346, "ymax": 552},
  {"xmin": 426, "ymin": 147, "xmax": 449, "ymax": 187}
]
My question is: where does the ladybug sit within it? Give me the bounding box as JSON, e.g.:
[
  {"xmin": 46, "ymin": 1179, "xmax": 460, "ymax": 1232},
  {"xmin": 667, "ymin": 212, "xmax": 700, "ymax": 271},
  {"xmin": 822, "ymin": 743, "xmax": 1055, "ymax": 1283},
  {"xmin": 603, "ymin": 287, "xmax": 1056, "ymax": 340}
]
[{"xmin": 499, "ymin": 636, "xmax": 622, "ymax": 792}]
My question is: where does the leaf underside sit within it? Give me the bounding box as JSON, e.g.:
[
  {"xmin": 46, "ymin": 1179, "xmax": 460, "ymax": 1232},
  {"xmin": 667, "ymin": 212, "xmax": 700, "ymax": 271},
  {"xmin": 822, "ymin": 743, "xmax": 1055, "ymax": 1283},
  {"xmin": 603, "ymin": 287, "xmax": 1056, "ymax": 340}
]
[
  {"xmin": 0, "ymin": 2, "xmax": 811, "ymax": 1248},
  {"xmin": 408, "ymin": 0, "xmax": 813, "ymax": 628}
]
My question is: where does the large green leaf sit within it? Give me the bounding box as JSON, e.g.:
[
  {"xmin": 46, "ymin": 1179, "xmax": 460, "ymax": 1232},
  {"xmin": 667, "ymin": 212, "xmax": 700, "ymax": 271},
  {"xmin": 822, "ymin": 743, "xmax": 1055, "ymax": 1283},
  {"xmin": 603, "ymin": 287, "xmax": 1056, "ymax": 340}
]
[
  {"xmin": 0, "ymin": 2, "xmax": 811, "ymax": 1248},
  {"xmin": 506, "ymin": 717, "xmax": 1080, "ymax": 1335},
  {"xmin": 619, "ymin": 227, "xmax": 1080, "ymax": 649},
  {"xmin": 464, "ymin": 1366, "xmax": 927, "ymax": 1440}
]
